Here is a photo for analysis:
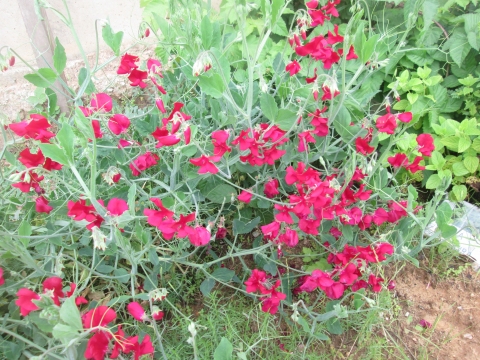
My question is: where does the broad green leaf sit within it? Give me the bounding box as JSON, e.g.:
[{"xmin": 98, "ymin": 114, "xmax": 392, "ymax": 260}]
[
  {"xmin": 102, "ymin": 23, "xmax": 124, "ymax": 56},
  {"xmin": 74, "ymin": 107, "xmax": 94, "ymax": 139},
  {"xmin": 211, "ymin": 268, "xmax": 235, "ymax": 282},
  {"xmin": 361, "ymin": 34, "xmax": 379, "ymax": 63},
  {"xmin": 45, "ymin": 88, "xmax": 57, "ymax": 115},
  {"xmin": 204, "ymin": 184, "xmax": 236, "ymax": 203},
  {"xmin": 270, "ymin": 0, "xmax": 285, "ymax": 28},
  {"xmin": 407, "ymin": 92, "xmax": 418, "ymax": 104},
  {"xmin": 52, "ymin": 324, "xmax": 79, "ymax": 343},
  {"xmin": 472, "ymin": 138, "xmax": 480, "ymax": 152},
  {"xmin": 421, "ymin": 0, "xmax": 439, "ymax": 32},
  {"xmin": 153, "ymin": 13, "xmax": 170, "ymax": 39},
  {"xmin": 18, "ymin": 221, "xmax": 32, "ymax": 247},
  {"xmin": 425, "ymin": 174, "xmax": 441, "ymax": 189},
  {"xmin": 272, "ymin": 18, "xmax": 288, "ymax": 36},
  {"xmin": 441, "ymin": 136, "xmax": 459, "ymax": 151},
  {"xmin": 78, "ymin": 67, "xmax": 96, "ymax": 95},
  {"xmin": 439, "ymin": 223, "xmax": 457, "ymax": 237},
  {"xmin": 435, "ymin": 202, "xmax": 452, "ymax": 224},
  {"xmin": 452, "ymin": 185, "xmax": 467, "ymax": 201},
  {"xmin": 233, "ymin": 217, "xmax": 260, "ymax": 235},
  {"xmin": 463, "ymin": 13, "xmax": 480, "ymax": 51},
  {"xmin": 56, "ymin": 123, "xmax": 74, "ymax": 162},
  {"xmin": 201, "ymin": 15, "xmax": 213, "ymax": 49},
  {"xmin": 464, "ymin": 156, "xmax": 479, "ymax": 173},
  {"xmin": 200, "ymin": 278, "xmax": 215, "ymax": 296},
  {"xmin": 39, "ymin": 144, "xmax": 69, "ymax": 165},
  {"xmin": 275, "ymin": 109, "xmax": 297, "ymax": 131},
  {"xmin": 430, "ymin": 151, "xmax": 445, "ymax": 169},
  {"xmin": 214, "ymin": 337, "xmax": 233, "ymax": 360},
  {"xmin": 452, "ymin": 162, "xmax": 469, "ymax": 176},
  {"xmin": 458, "ymin": 136, "xmax": 471, "ymax": 153},
  {"xmin": 260, "ymin": 93, "xmax": 278, "ymax": 121},
  {"xmin": 199, "ymin": 73, "xmax": 225, "ymax": 98},
  {"xmin": 443, "ymin": 28, "xmax": 471, "ymax": 67},
  {"xmin": 128, "ymin": 183, "xmax": 136, "ymax": 216},
  {"xmin": 24, "ymin": 68, "xmax": 57, "ymax": 88},
  {"xmin": 53, "ymin": 37, "xmax": 66, "ymax": 74},
  {"xmin": 59, "ymin": 296, "xmax": 82, "ymax": 331}
]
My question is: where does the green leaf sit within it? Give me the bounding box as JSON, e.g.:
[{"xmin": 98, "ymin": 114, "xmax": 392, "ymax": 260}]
[
  {"xmin": 452, "ymin": 161, "xmax": 469, "ymax": 176},
  {"xmin": 204, "ymin": 184, "xmax": 236, "ymax": 203},
  {"xmin": 458, "ymin": 136, "xmax": 471, "ymax": 153},
  {"xmin": 211, "ymin": 268, "xmax": 235, "ymax": 282},
  {"xmin": 59, "ymin": 296, "xmax": 83, "ymax": 331},
  {"xmin": 18, "ymin": 221, "xmax": 32, "ymax": 246},
  {"xmin": 260, "ymin": 93, "xmax": 278, "ymax": 121},
  {"xmin": 439, "ymin": 223, "xmax": 457, "ymax": 237},
  {"xmin": 275, "ymin": 109, "xmax": 297, "ymax": 131},
  {"xmin": 102, "ymin": 22, "xmax": 124, "ymax": 56},
  {"xmin": 233, "ymin": 217, "xmax": 261, "ymax": 235},
  {"xmin": 441, "ymin": 136, "xmax": 459, "ymax": 151},
  {"xmin": 463, "ymin": 13, "xmax": 480, "ymax": 51},
  {"xmin": 53, "ymin": 37, "xmax": 67, "ymax": 74},
  {"xmin": 78, "ymin": 67, "xmax": 96, "ymax": 95},
  {"xmin": 128, "ymin": 183, "xmax": 137, "ymax": 216},
  {"xmin": 443, "ymin": 28, "xmax": 471, "ymax": 67},
  {"xmin": 199, "ymin": 73, "xmax": 225, "ymax": 98},
  {"xmin": 45, "ymin": 88, "xmax": 57, "ymax": 115},
  {"xmin": 201, "ymin": 15, "xmax": 213, "ymax": 49},
  {"xmin": 270, "ymin": 0, "xmax": 285, "ymax": 28},
  {"xmin": 214, "ymin": 337, "xmax": 233, "ymax": 360},
  {"xmin": 426, "ymin": 174, "xmax": 441, "ymax": 189},
  {"xmin": 361, "ymin": 34, "xmax": 379, "ymax": 63},
  {"xmin": 464, "ymin": 156, "xmax": 479, "ymax": 173},
  {"xmin": 452, "ymin": 185, "xmax": 467, "ymax": 201},
  {"xmin": 435, "ymin": 202, "xmax": 452, "ymax": 224},
  {"xmin": 52, "ymin": 324, "xmax": 79, "ymax": 343},
  {"xmin": 200, "ymin": 278, "xmax": 216, "ymax": 296},
  {"xmin": 74, "ymin": 107, "xmax": 94, "ymax": 139},
  {"xmin": 39, "ymin": 144, "xmax": 69, "ymax": 165},
  {"xmin": 24, "ymin": 68, "xmax": 57, "ymax": 88},
  {"xmin": 430, "ymin": 151, "xmax": 445, "ymax": 170},
  {"xmin": 407, "ymin": 92, "xmax": 418, "ymax": 104},
  {"xmin": 421, "ymin": 0, "xmax": 439, "ymax": 32},
  {"xmin": 56, "ymin": 124, "xmax": 74, "ymax": 163},
  {"xmin": 472, "ymin": 138, "xmax": 480, "ymax": 152}
]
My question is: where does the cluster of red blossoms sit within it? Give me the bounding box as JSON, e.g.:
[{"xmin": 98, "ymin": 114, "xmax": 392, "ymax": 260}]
[
  {"xmin": 14, "ymin": 277, "xmax": 162, "ymax": 360},
  {"xmin": 67, "ymin": 197, "xmax": 129, "ymax": 233},
  {"xmin": 244, "ymin": 269, "xmax": 287, "ymax": 314},
  {"xmin": 8, "ymin": 114, "xmax": 63, "ymax": 213},
  {"xmin": 294, "ymin": 243, "xmax": 394, "ymax": 299},
  {"xmin": 117, "ymin": 54, "xmax": 166, "ymax": 93},
  {"xmin": 143, "ymin": 198, "xmax": 212, "ymax": 246}
]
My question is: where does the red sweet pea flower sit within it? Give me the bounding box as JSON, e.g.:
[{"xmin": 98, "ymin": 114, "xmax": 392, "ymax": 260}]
[
  {"xmin": 397, "ymin": 112, "xmax": 412, "ymax": 123},
  {"xmin": 9, "ymin": 114, "xmax": 55, "ymax": 143},
  {"xmin": 261, "ymin": 221, "xmax": 281, "ymax": 241},
  {"xmin": 91, "ymin": 120, "xmax": 103, "ymax": 139},
  {"xmin": 36, "ymin": 196, "xmax": 53, "ymax": 214},
  {"xmin": 372, "ymin": 208, "xmax": 389, "ymax": 226},
  {"xmin": 306, "ymin": 68, "xmax": 318, "ymax": 83},
  {"xmin": 278, "ymin": 228, "xmax": 299, "ymax": 247},
  {"xmin": 245, "ymin": 269, "xmax": 267, "ymax": 293},
  {"xmin": 212, "ymin": 130, "xmax": 232, "ymax": 157},
  {"xmin": 308, "ymin": 10, "xmax": 330, "ymax": 27},
  {"xmin": 238, "ymin": 190, "xmax": 253, "ymax": 203},
  {"xmin": 123, "ymin": 335, "xmax": 155, "ymax": 360},
  {"xmin": 91, "ymin": 93, "xmax": 112, "ymax": 112},
  {"xmin": 143, "ymin": 198, "xmax": 175, "ymax": 228},
  {"xmin": 18, "ymin": 148, "xmax": 45, "ymax": 168},
  {"xmin": 187, "ymin": 226, "xmax": 211, "ymax": 246},
  {"xmin": 351, "ymin": 279, "xmax": 368, "ymax": 292},
  {"xmin": 285, "ymin": 60, "xmax": 301, "ymax": 76},
  {"xmin": 83, "ymin": 306, "xmax": 116, "ymax": 329},
  {"xmin": 355, "ymin": 136, "xmax": 375, "ymax": 155},
  {"xmin": 299, "ymin": 218, "xmax": 320, "ymax": 235},
  {"xmin": 155, "ymin": 98, "xmax": 166, "ymax": 113},
  {"xmin": 15, "ymin": 288, "xmax": 40, "ymax": 316},
  {"xmin": 376, "ymin": 111, "xmax": 397, "ymax": 134},
  {"xmin": 215, "ymin": 226, "xmax": 227, "ymax": 239},
  {"xmin": 416, "ymin": 133, "xmax": 435, "ymax": 157},
  {"xmin": 326, "ymin": 24, "xmax": 344, "ymax": 45},
  {"xmin": 368, "ymin": 274, "xmax": 384, "ymax": 292},
  {"xmin": 173, "ymin": 213, "xmax": 196, "ymax": 238},
  {"xmin": 130, "ymin": 152, "xmax": 159, "ymax": 176},
  {"xmin": 107, "ymin": 198, "xmax": 129, "ymax": 216},
  {"xmin": 84, "ymin": 331, "xmax": 111, "ymax": 360},
  {"xmin": 261, "ymin": 282, "xmax": 286, "ymax": 314},
  {"xmin": 128, "ymin": 69, "xmax": 148, "ymax": 88},
  {"xmin": 118, "ymin": 139, "xmax": 135, "ymax": 148},
  {"xmin": 117, "ymin": 53, "xmax": 139, "ymax": 74},
  {"xmin": 309, "ymin": 108, "xmax": 329, "ymax": 136},
  {"xmin": 405, "ymin": 156, "xmax": 425, "ymax": 173},
  {"xmin": 127, "ymin": 302, "xmax": 147, "ymax": 321},
  {"xmin": 12, "ymin": 170, "xmax": 44, "ymax": 193},
  {"xmin": 345, "ymin": 45, "xmax": 358, "ymax": 60},
  {"xmin": 189, "ymin": 155, "xmax": 218, "ymax": 174},
  {"xmin": 387, "ymin": 153, "xmax": 409, "ymax": 168},
  {"xmin": 0, "ymin": 268, "xmax": 4, "ymax": 286},
  {"xmin": 306, "ymin": 0, "xmax": 319, "ymax": 8},
  {"xmin": 264, "ymin": 179, "xmax": 280, "ymax": 198},
  {"xmin": 43, "ymin": 277, "xmax": 64, "ymax": 305},
  {"xmin": 108, "ymin": 114, "xmax": 130, "ymax": 135},
  {"xmin": 298, "ymin": 130, "xmax": 316, "ymax": 152},
  {"xmin": 152, "ymin": 309, "xmax": 164, "ymax": 321}
]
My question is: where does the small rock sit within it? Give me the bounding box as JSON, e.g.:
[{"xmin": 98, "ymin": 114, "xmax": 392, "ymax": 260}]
[
  {"xmin": 458, "ymin": 306, "xmax": 463, "ymax": 310},
  {"xmin": 464, "ymin": 334, "xmax": 473, "ymax": 339}
]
